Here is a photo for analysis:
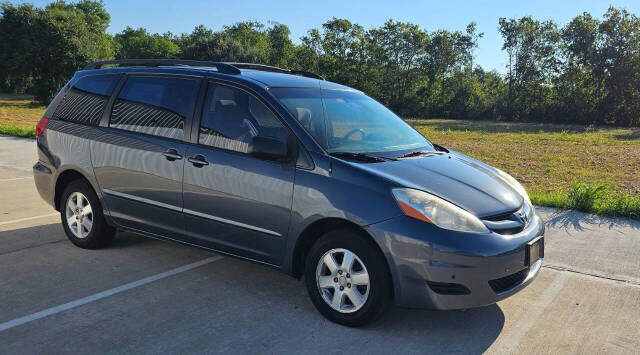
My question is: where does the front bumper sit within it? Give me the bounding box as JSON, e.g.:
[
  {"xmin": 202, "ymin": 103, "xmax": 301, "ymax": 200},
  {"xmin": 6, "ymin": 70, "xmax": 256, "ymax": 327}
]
[{"xmin": 365, "ymin": 212, "xmax": 545, "ymax": 310}]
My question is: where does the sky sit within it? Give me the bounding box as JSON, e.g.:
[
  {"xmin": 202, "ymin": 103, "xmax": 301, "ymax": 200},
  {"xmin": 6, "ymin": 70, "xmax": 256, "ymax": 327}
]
[{"xmin": 13, "ymin": 0, "xmax": 640, "ymax": 73}]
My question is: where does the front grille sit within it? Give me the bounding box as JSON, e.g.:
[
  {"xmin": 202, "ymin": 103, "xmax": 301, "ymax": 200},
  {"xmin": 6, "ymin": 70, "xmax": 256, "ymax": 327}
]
[
  {"xmin": 488, "ymin": 268, "xmax": 529, "ymax": 293},
  {"xmin": 482, "ymin": 211, "xmax": 513, "ymax": 221},
  {"xmin": 427, "ymin": 281, "xmax": 471, "ymax": 295},
  {"xmin": 494, "ymin": 226, "xmax": 525, "ymax": 235},
  {"xmin": 482, "ymin": 202, "xmax": 534, "ymax": 235}
]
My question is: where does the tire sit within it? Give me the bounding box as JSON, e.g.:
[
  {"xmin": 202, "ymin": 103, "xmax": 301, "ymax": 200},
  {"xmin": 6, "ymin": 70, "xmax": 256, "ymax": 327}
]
[
  {"xmin": 304, "ymin": 229, "xmax": 393, "ymax": 327},
  {"xmin": 60, "ymin": 179, "xmax": 116, "ymax": 249}
]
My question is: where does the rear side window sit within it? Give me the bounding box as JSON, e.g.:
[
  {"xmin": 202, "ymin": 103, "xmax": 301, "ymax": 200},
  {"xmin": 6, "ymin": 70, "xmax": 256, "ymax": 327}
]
[
  {"xmin": 109, "ymin": 76, "xmax": 199, "ymax": 140},
  {"xmin": 199, "ymin": 84, "xmax": 288, "ymax": 154},
  {"xmin": 53, "ymin": 74, "xmax": 120, "ymax": 125}
]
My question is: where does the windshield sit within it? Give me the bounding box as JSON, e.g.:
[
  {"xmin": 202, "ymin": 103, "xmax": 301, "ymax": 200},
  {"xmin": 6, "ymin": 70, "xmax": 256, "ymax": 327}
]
[{"xmin": 271, "ymin": 88, "xmax": 433, "ymax": 156}]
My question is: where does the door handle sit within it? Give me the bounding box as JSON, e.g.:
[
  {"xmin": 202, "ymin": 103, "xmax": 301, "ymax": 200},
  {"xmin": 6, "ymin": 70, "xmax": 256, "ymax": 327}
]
[
  {"xmin": 188, "ymin": 154, "xmax": 209, "ymax": 167},
  {"xmin": 163, "ymin": 149, "xmax": 183, "ymax": 161}
]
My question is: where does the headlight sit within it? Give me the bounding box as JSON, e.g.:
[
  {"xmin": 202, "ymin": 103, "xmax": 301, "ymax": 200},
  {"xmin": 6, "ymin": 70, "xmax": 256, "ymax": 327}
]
[
  {"xmin": 495, "ymin": 169, "xmax": 531, "ymax": 204},
  {"xmin": 392, "ymin": 188, "xmax": 489, "ymax": 234}
]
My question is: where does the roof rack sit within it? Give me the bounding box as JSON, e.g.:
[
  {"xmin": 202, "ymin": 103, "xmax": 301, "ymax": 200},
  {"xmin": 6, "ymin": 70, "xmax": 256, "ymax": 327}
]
[
  {"xmin": 229, "ymin": 63, "xmax": 325, "ymax": 80},
  {"xmin": 83, "ymin": 59, "xmax": 242, "ymax": 74},
  {"xmin": 83, "ymin": 59, "xmax": 325, "ymax": 80}
]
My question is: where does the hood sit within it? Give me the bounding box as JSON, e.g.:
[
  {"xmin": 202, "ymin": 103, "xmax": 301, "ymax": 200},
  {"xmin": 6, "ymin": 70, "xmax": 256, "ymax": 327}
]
[{"xmin": 352, "ymin": 150, "xmax": 523, "ymax": 217}]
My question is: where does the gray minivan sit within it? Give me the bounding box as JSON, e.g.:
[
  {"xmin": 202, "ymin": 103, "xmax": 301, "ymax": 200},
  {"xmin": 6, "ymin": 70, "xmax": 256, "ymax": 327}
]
[{"xmin": 33, "ymin": 59, "xmax": 544, "ymax": 326}]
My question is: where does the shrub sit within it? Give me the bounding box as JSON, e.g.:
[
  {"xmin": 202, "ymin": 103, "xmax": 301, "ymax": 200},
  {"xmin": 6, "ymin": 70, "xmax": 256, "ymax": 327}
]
[{"xmin": 565, "ymin": 181, "xmax": 607, "ymax": 213}]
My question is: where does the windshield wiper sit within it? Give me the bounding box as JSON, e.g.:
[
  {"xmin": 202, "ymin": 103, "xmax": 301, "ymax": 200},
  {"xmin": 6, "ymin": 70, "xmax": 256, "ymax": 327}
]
[
  {"xmin": 397, "ymin": 150, "xmax": 443, "ymax": 159},
  {"xmin": 329, "ymin": 152, "xmax": 390, "ymax": 162}
]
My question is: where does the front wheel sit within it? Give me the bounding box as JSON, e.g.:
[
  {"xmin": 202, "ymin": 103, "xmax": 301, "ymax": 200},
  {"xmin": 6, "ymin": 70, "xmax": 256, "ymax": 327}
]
[{"xmin": 304, "ymin": 229, "xmax": 392, "ymax": 327}]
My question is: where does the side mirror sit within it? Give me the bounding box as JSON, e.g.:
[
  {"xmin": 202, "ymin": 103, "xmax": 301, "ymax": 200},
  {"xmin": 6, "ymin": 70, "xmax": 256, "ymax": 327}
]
[{"xmin": 249, "ymin": 136, "xmax": 289, "ymax": 161}]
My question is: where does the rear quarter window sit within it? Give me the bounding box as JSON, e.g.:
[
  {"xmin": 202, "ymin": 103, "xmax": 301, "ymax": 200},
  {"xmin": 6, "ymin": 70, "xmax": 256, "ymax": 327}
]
[{"xmin": 53, "ymin": 74, "xmax": 121, "ymax": 125}]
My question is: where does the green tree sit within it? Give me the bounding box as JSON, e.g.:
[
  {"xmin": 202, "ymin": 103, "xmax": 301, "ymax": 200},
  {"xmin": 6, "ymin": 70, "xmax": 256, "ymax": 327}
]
[
  {"xmin": 423, "ymin": 24, "xmax": 482, "ymax": 117},
  {"xmin": 0, "ymin": 1, "xmax": 115, "ymax": 103},
  {"xmin": 366, "ymin": 20, "xmax": 428, "ymax": 114},
  {"xmin": 0, "ymin": 3, "xmax": 39, "ymax": 92},
  {"xmin": 175, "ymin": 25, "xmax": 218, "ymax": 60},
  {"xmin": 174, "ymin": 21, "xmax": 287, "ymax": 64},
  {"xmin": 553, "ymin": 7, "xmax": 640, "ymax": 126},
  {"xmin": 1, "ymin": 2, "xmax": 638, "ymax": 126},
  {"xmin": 300, "ymin": 18, "xmax": 367, "ymax": 89},
  {"xmin": 554, "ymin": 12, "xmax": 601, "ymax": 124},
  {"xmin": 114, "ymin": 27, "xmax": 180, "ymax": 59},
  {"xmin": 499, "ymin": 16, "xmax": 560, "ymax": 121},
  {"xmin": 596, "ymin": 7, "xmax": 640, "ymax": 126},
  {"xmin": 447, "ymin": 68, "xmax": 506, "ymax": 120},
  {"xmin": 266, "ymin": 23, "xmax": 295, "ymax": 67}
]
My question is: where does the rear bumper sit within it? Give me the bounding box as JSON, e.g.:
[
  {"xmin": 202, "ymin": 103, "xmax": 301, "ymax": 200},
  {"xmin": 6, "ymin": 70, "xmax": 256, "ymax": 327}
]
[
  {"xmin": 365, "ymin": 212, "xmax": 545, "ymax": 310},
  {"xmin": 33, "ymin": 161, "xmax": 55, "ymax": 208}
]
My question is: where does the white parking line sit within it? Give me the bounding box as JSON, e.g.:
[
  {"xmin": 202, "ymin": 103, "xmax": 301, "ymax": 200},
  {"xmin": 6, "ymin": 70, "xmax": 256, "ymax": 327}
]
[
  {"xmin": 0, "ymin": 176, "xmax": 33, "ymax": 182},
  {"xmin": 0, "ymin": 255, "xmax": 224, "ymax": 332},
  {"xmin": 0, "ymin": 213, "xmax": 59, "ymax": 226},
  {"xmin": 0, "ymin": 164, "xmax": 32, "ymax": 173}
]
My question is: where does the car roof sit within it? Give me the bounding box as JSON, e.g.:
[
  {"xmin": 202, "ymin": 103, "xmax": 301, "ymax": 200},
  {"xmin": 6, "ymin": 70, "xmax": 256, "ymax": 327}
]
[
  {"xmin": 76, "ymin": 65, "xmax": 356, "ymax": 91},
  {"xmin": 240, "ymin": 70, "xmax": 320, "ymax": 87},
  {"xmin": 240, "ymin": 70, "xmax": 355, "ymax": 90}
]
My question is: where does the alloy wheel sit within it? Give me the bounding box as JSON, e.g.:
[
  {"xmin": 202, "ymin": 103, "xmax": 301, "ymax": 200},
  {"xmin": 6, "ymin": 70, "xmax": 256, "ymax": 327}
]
[
  {"xmin": 65, "ymin": 192, "xmax": 93, "ymax": 239},
  {"xmin": 315, "ymin": 248, "xmax": 370, "ymax": 313}
]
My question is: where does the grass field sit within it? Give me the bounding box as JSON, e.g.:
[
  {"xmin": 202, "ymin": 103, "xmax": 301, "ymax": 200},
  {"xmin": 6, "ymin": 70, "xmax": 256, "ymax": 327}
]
[
  {"xmin": 0, "ymin": 94, "xmax": 45, "ymax": 138},
  {"xmin": 0, "ymin": 94, "xmax": 638, "ymax": 218}
]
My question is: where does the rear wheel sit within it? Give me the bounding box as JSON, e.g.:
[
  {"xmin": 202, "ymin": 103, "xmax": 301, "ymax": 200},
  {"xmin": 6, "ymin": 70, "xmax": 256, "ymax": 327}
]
[
  {"xmin": 60, "ymin": 179, "xmax": 115, "ymax": 249},
  {"xmin": 304, "ymin": 229, "xmax": 392, "ymax": 327}
]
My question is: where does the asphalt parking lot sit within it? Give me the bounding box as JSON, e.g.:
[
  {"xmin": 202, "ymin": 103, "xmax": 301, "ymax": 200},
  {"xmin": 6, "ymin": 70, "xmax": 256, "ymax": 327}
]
[{"xmin": 1, "ymin": 134, "xmax": 639, "ymax": 354}]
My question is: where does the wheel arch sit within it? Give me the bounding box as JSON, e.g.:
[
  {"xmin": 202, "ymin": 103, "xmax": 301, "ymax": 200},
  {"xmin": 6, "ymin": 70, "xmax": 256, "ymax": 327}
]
[
  {"xmin": 290, "ymin": 218, "xmax": 394, "ymax": 290},
  {"xmin": 53, "ymin": 168, "xmax": 100, "ymax": 212}
]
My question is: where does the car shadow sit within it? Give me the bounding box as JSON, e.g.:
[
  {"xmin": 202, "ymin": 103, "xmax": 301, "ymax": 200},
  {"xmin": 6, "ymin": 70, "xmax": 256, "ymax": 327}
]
[
  {"xmin": 368, "ymin": 305, "xmax": 504, "ymax": 352},
  {"xmin": 538, "ymin": 206, "xmax": 640, "ymax": 234},
  {"xmin": 107, "ymin": 231, "xmax": 505, "ymax": 353},
  {"xmin": 106, "ymin": 230, "xmax": 161, "ymax": 249}
]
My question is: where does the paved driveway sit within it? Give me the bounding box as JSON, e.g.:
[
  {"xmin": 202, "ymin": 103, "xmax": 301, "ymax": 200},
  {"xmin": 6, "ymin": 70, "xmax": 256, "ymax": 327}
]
[{"xmin": 0, "ymin": 135, "xmax": 639, "ymax": 354}]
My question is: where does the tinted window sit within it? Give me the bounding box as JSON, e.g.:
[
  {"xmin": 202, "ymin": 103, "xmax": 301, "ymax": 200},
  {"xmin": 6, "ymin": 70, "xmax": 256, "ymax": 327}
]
[
  {"xmin": 271, "ymin": 88, "xmax": 432, "ymax": 155},
  {"xmin": 110, "ymin": 76, "xmax": 199, "ymax": 140},
  {"xmin": 199, "ymin": 84, "xmax": 287, "ymax": 154},
  {"xmin": 53, "ymin": 74, "xmax": 120, "ymax": 125}
]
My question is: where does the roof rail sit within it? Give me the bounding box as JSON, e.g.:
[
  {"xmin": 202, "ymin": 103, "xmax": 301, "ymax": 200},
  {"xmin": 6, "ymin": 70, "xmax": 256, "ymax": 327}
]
[
  {"xmin": 228, "ymin": 63, "xmax": 289, "ymax": 73},
  {"xmin": 289, "ymin": 70, "xmax": 325, "ymax": 80},
  {"xmin": 83, "ymin": 59, "xmax": 242, "ymax": 75},
  {"xmin": 229, "ymin": 63, "xmax": 325, "ymax": 80},
  {"xmin": 83, "ymin": 59, "xmax": 325, "ymax": 80}
]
